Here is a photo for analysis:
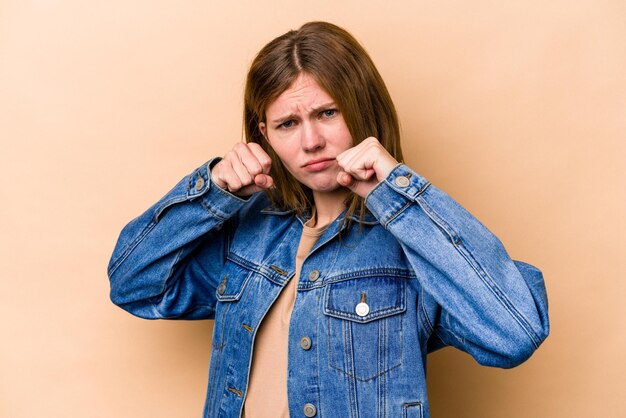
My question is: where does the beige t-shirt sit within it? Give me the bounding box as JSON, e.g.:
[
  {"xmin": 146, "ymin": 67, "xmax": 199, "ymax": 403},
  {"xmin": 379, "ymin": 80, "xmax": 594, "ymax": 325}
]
[{"xmin": 243, "ymin": 217, "xmax": 328, "ymax": 418}]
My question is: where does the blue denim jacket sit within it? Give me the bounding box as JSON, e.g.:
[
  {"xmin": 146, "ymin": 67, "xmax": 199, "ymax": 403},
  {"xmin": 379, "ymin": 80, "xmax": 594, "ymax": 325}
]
[{"xmin": 108, "ymin": 159, "xmax": 549, "ymax": 418}]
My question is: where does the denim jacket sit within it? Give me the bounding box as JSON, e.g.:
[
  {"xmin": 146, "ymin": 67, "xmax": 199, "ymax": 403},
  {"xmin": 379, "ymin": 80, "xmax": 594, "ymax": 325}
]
[{"xmin": 108, "ymin": 159, "xmax": 549, "ymax": 418}]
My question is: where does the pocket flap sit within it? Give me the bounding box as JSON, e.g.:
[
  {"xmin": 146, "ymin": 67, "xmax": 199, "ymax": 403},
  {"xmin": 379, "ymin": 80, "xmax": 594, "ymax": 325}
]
[
  {"xmin": 216, "ymin": 259, "xmax": 252, "ymax": 302},
  {"xmin": 324, "ymin": 276, "xmax": 406, "ymax": 323}
]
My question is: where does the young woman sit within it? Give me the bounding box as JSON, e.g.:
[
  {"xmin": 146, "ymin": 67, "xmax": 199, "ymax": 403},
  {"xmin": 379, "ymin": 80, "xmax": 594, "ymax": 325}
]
[{"xmin": 108, "ymin": 21, "xmax": 549, "ymax": 418}]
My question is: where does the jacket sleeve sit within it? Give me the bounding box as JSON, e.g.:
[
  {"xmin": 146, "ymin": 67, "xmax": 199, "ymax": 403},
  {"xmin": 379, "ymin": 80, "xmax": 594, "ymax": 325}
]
[
  {"xmin": 365, "ymin": 164, "xmax": 550, "ymax": 368},
  {"xmin": 107, "ymin": 158, "xmax": 250, "ymax": 320}
]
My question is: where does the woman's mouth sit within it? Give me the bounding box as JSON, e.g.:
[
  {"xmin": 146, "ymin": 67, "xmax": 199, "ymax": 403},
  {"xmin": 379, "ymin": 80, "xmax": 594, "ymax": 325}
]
[{"xmin": 303, "ymin": 158, "xmax": 336, "ymax": 172}]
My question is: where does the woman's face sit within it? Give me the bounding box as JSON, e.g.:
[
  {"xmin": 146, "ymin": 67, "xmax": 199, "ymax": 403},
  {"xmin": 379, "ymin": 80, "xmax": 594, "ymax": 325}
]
[{"xmin": 259, "ymin": 73, "xmax": 353, "ymax": 193}]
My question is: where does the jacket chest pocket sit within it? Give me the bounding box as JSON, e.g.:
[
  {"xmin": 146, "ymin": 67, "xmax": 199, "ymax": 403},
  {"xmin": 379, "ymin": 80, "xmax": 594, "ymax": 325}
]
[
  {"xmin": 212, "ymin": 259, "xmax": 252, "ymax": 349},
  {"xmin": 323, "ymin": 275, "xmax": 406, "ymax": 381}
]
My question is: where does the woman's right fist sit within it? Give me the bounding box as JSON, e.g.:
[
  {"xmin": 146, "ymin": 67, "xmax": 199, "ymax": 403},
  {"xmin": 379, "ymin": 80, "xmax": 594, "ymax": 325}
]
[{"xmin": 211, "ymin": 142, "xmax": 274, "ymax": 197}]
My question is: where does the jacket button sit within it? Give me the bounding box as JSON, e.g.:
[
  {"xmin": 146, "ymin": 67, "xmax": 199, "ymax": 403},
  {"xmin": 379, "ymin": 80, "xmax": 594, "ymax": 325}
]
[
  {"xmin": 303, "ymin": 403, "xmax": 317, "ymax": 417},
  {"xmin": 195, "ymin": 177, "xmax": 205, "ymax": 191},
  {"xmin": 355, "ymin": 302, "xmax": 370, "ymax": 317},
  {"xmin": 308, "ymin": 270, "xmax": 320, "ymax": 282},
  {"xmin": 394, "ymin": 176, "xmax": 410, "ymax": 187},
  {"xmin": 217, "ymin": 277, "xmax": 227, "ymax": 295},
  {"xmin": 300, "ymin": 336, "xmax": 312, "ymax": 350}
]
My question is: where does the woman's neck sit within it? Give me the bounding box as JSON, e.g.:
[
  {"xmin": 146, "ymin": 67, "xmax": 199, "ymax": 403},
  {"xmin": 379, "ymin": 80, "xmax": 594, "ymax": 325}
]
[{"xmin": 310, "ymin": 188, "xmax": 350, "ymax": 228}]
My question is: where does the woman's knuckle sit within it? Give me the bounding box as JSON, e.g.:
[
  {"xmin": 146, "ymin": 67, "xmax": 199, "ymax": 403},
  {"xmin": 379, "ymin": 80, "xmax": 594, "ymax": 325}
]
[
  {"xmin": 249, "ymin": 163, "xmax": 262, "ymax": 175},
  {"xmin": 230, "ymin": 178, "xmax": 242, "ymax": 190},
  {"xmin": 220, "ymin": 160, "xmax": 231, "ymax": 171}
]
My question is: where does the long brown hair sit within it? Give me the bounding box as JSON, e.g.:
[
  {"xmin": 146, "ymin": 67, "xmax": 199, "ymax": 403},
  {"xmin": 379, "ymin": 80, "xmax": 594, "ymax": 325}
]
[{"xmin": 244, "ymin": 21, "xmax": 403, "ymax": 223}]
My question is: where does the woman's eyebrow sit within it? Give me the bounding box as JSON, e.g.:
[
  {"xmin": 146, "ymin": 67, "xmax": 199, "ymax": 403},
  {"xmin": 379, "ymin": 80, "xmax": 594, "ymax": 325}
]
[
  {"xmin": 270, "ymin": 102, "xmax": 337, "ymax": 124},
  {"xmin": 271, "ymin": 113, "xmax": 298, "ymax": 124},
  {"xmin": 309, "ymin": 102, "xmax": 336, "ymax": 115}
]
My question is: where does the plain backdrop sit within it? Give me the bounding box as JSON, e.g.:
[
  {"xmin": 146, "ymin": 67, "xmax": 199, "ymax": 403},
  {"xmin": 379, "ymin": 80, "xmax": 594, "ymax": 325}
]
[{"xmin": 1, "ymin": 1, "xmax": 624, "ymax": 417}]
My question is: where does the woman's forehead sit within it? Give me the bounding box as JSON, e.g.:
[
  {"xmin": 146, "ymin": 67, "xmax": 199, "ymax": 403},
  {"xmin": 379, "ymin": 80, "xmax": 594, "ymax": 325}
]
[{"xmin": 266, "ymin": 74, "xmax": 334, "ymax": 118}]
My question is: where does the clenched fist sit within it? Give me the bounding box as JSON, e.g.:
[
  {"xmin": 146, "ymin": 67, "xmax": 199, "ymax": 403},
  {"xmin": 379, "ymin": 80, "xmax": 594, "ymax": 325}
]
[
  {"xmin": 336, "ymin": 137, "xmax": 399, "ymax": 198},
  {"xmin": 211, "ymin": 142, "xmax": 274, "ymax": 197}
]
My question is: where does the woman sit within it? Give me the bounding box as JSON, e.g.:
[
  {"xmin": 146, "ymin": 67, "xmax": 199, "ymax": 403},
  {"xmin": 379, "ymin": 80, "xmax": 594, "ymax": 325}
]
[{"xmin": 108, "ymin": 21, "xmax": 549, "ymax": 418}]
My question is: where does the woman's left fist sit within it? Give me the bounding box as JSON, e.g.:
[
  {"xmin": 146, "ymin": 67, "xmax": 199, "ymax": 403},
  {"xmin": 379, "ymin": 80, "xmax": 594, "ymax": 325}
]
[{"xmin": 336, "ymin": 137, "xmax": 398, "ymax": 198}]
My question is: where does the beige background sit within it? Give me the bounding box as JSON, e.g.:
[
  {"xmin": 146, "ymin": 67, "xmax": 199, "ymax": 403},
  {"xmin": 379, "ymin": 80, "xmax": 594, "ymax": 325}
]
[{"xmin": 1, "ymin": 1, "xmax": 624, "ymax": 417}]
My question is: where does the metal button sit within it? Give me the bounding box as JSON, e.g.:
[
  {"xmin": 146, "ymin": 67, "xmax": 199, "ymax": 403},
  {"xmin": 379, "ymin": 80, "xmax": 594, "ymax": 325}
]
[
  {"xmin": 308, "ymin": 269, "xmax": 320, "ymax": 282},
  {"xmin": 356, "ymin": 292, "xmax": 369, "ymax": 317},
  {"xmin": 394, "ymin": 175, "xmax": 410, "ymax": 187},
  {"xmin": 303, "ymin": 403, "xmax": 317, "ymax": 417},
  {"xmin": 195, "ymin": 177, "xmax": 205, "ymax": 191},
  {"xmin": 217, "ymin": 277, "xmax": 227, "ymax": 295},
  {"xmin": 300, "ymin": 336, "xmax": 312, "ymax": 350},
  {"xmin": 355, "ymin": 302, "xmax": 370, "ymax": 317}
]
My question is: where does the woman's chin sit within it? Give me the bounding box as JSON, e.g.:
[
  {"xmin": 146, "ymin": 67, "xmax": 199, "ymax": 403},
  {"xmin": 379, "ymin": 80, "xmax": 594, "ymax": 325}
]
[{"xmin": 308, "ymin": 181, "xmax": 349, "ymax": 195}]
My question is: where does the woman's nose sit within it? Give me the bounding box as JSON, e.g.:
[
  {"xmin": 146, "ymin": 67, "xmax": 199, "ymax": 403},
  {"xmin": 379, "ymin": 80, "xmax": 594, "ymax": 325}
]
[{"xmin": 301, "ymin": 123, "xmax": 325, "ymax": 151}]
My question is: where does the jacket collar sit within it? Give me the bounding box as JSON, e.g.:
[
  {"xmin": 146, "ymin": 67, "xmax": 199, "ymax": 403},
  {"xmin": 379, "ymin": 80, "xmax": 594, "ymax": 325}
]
[{"xmin": 260, "ymin": 205, "xmax": 379, "ymax": 226}]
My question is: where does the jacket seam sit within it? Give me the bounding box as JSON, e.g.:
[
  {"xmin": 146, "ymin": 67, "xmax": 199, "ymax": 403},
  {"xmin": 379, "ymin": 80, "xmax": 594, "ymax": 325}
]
[
  {"xmin": 199, "ymin": 197, "xmax": 230, "ymax": 221},
  {"xmin": 328, "ymin": 361, "xmax": 403, "ymax": 383},
  {"xmin": 152, "ymin": 303, "xmax": 215, "ymax": 319},
  {"xmin": 226, "ymin": 254, "xmax": 286, "ymax": 286},
  {"xmin": 108, "ymin": 220, "xmax": 157, "ymax": 276},
  {"xmin": 162, "ymin": 247, "xmax": 184, "ymax": 294},
  {"xmin": 416, "ymin": 196, "xmax": 541, "ymax": 348},
  {"xmin": 419, "ymin": 292, "xmax": 434, "ymax": 334},
  {"xmin": 324, "ymin": 306, "xmax": 406, "ymax": 323},
  {"xmin": 154, "ymin": 195, "xmax": 189, "ymax": 222},
  {"xmin": 419, "ymin": 293, "xmax": 449, "ymax": 347},
  {"xmin": 382, "ymin": 201, "xmax": 412, "ymax": 229},
  {"xmin": 327, "ymin": 268, "xmax": 416, "ymax": 281}
]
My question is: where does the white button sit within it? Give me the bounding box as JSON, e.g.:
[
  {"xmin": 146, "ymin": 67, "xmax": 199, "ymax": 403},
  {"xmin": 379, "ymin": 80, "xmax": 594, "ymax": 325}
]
[
  {"xmin": 394, "ymin": 176, "xmax": 410, "ymax": 187},
  {"xmin": 355, "ymin": 302, "xmax": 370, "ymax": 317},
  {"xmin": 195, "ymin": 178, "xmax": 205, "ymax": 191}
]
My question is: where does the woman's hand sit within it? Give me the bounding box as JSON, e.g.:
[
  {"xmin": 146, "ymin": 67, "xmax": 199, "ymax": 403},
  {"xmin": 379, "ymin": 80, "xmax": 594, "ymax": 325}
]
[
  {"xmin": 211, "ymin": 142, "xmax": 274, "ymax": 197},
  {"xmin": 336, "ymin": 137, "xmax": 398, "ymax": 198}
]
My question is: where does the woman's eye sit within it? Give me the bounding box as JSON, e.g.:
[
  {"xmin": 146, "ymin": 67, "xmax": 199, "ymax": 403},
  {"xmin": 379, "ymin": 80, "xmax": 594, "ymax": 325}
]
[
  {"xmin": 321, "ymin": 109, "xmax": 337, "ymax": 118},
  {"xmin": 279, "ymin": 120, "xmax": 295, "ymax": 129}
]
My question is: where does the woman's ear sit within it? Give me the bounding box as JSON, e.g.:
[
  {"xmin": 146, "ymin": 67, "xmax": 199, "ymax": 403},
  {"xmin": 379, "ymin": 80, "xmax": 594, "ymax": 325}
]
[{"xmin": 258, "ymin": 122, "xmax": 267, "ymax": 140}]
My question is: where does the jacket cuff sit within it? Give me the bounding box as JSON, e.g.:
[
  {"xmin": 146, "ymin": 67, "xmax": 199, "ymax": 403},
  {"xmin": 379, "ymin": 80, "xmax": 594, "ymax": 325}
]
[
  {"xmin": 188, "ymin": 158, "xmax": 250, "ymax": 220},
  {"xmin": 365, "ymin": 164, "xmax": 431, "ymax": 227}
]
